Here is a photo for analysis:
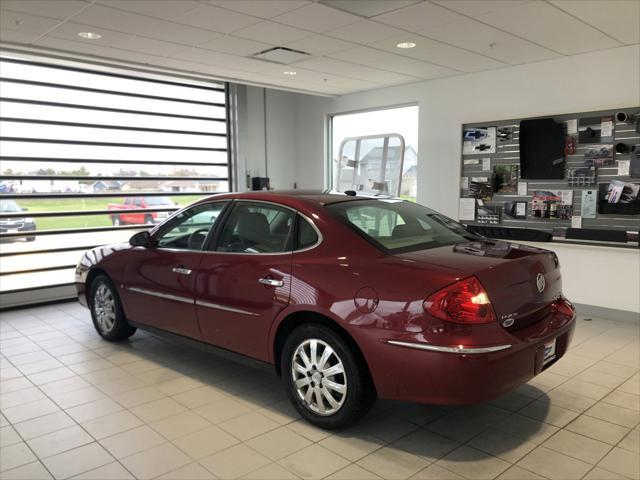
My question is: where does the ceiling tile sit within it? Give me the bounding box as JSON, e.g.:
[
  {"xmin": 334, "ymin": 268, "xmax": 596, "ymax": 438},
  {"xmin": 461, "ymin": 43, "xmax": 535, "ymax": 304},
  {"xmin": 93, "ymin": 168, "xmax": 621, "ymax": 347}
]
[
  {"xmin": 207, "ymin": 1, "xmax": 311, "ymax": 19},
  {"xmin": 104, "ymin": 33, "xmax": 186, "ymax": 57},
  {"xmin": 0, "ymin": 28, "xmax": 41, "ymax": 44},
  {"xmin": 549, "ymin": 0, "xmax": 640, "ymax": 45},
  {"xmin": 284, "ymin": 34, "xmax": 358, "ymax": 55},
  {"xmin": 319, "ymin": 0, "xmax": 423, "ymax": 18},
  {"xmin": 326, "ymin": 19, "xmax": 406, "ymax": 44},
  {"xmin": 329, "ymin": 46, "xmax": 456, "ymax": 79},
  {"xmin": 0, "ymin": 11, "xmax": 61, "ymax": 36},
  {"xmin": 373, "ymin": 35, "xmax": 504, "ymax": 72},
  {"xmin": 165, "ymin": 46, "xmax": 237, "ymax": 65},
  {"xmin": 71, "ymin": 4, "xmax": 166, "ymax": 32},
  {"xmin": 97, "ymin": 46, "xmax": 166, "ymax": 65},
  {"xmin": 32, "ymin": 35, "xmax": 104, "ymax": 55},
  {"xmin": 233, "ymin": 21, "xmax": 313, "ymax": 44},
  {"xmin": 424, "ymin": 18, "xmax": 560, "ymax": 64},
  {"xmin": 374, "ymin": 1, "xmax": 464, "ymax": 33},
  {"xmin": 431, "ymin": 0, "xmax": 530, "ymax": 18},
  {"xmin": 95, "ymin": 0, "xmax": 200, "ymax": 20},
  {"xmin": 293, "ymin": 56, "xmax": 416, "ymax": 85},
  {"xmin": 217, "ymin": 56, "xmax": 294, "ymax": 75},
  {"xmin": 173, "ymin": 3, "xmax": 261, "ymax": 34},
  {"xmin": 0, "ymin": 0, "xmax": 89, "ymax": 20},
  {"xmin": 199, "ymin": 35, "xmax": 272, "ymax": 56},
  {"xmin": 272, "ymin": 3, "xmax": 360, "ymax": 33},
  {"xmin": 478, "ymin": 0, "xmax": 621, "ymax": 55},
  {"xmin": 136, "ymin": 20, "xmax": 224, "ymax": 46},
  {"xmin": 46, "ymin": 21, "xmax": 128, "ymax": 48}
]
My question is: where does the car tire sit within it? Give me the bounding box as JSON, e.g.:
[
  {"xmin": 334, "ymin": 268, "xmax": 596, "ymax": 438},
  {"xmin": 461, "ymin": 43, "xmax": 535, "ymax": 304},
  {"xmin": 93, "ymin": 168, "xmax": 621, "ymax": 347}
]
[
  {"xmin": 112, "ymin": 216, "xmax": 121, "ymax": 226},
  {"xmin": 89, "ymin": 275, "xmax": 136, "ymax": 341},
  {"xmin": 281, "ymin": 323, "xmax": 375, "ymax": 430},
  {"xmin": 26, "ymin": 236, "xmax": 35, "ymax": 242},
  {"xmin": 144, "ymin": 214, "xmax": 153, "ymax": 225}
]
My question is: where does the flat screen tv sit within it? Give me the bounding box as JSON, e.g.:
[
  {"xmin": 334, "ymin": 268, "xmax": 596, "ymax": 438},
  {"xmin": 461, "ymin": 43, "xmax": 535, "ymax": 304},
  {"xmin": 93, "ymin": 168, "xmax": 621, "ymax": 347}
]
[{"xmin": 519, "ymin": 118, "xmax": 565, "ymax": 179}]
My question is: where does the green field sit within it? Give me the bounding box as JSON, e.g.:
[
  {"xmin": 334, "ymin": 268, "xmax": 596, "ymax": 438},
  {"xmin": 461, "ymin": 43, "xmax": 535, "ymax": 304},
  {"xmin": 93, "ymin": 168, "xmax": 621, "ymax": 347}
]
[{"xmin": 17, "ymin": 196, "xmax": 203, "ymax": 230}]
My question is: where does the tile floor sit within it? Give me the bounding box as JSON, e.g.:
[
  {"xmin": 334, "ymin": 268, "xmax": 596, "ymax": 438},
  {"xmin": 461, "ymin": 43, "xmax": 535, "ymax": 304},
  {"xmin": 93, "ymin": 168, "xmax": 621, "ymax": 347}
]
[{"xmin": 1, "ymin": 302, "xmax": 638, "ymax": 480}]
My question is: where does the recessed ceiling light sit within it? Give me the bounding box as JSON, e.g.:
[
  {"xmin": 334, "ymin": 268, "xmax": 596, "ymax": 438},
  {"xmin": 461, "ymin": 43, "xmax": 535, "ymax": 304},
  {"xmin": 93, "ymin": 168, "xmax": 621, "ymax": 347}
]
[
  {"xmin": 396, "ymin": 41, "xmax": 416, "ymax": 49},
  {"xmin": 78, "ymin": 32, "xmax": 102, "ymax": 40},
  {"xmin": 283, "ymin": 71, "xmax": 297, "ymax": 76}
]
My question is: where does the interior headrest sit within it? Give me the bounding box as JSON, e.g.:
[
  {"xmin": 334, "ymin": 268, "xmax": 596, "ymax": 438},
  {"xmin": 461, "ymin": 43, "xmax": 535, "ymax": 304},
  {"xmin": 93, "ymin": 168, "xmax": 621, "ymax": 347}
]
[{"xmin": 238, "ymin": 212, "xmax": 270, "ymax": 244}]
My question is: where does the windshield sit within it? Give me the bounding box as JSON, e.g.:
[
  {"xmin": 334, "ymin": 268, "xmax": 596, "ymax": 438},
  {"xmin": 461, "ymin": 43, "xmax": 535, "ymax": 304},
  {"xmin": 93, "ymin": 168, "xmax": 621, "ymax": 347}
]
[
  {"xmin": 145, "ymin": 196, "xmax": 174, "ymax": 206},
  {"xmin": 327, "ymin": 199, "xmax": 478, "ymax": 253},
  {"xmin": 0, "ymin": 200, "xmax": 21, "ymax": 213}
]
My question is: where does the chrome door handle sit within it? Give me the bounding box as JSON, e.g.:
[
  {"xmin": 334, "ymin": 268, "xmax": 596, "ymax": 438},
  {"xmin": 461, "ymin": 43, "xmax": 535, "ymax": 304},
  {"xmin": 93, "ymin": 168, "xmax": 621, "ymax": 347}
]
[
  {"xmin": 258, "ymin": 277, "xmax": 284, "ymax": 287},
  {"xmin": 172, "ymin": 267, "xmax": 192, "ymax": 275}
]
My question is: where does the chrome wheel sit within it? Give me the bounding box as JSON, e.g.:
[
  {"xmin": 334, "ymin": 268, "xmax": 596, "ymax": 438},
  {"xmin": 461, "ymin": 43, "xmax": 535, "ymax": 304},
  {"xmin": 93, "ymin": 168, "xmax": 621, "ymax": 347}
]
[
  {"xmin": 93, "ymin": 284, "xmax": 116, "ymax": 333},
  {"xmin": 291, "ymin": 338, "xmax": 347, "ymax": 416},
  {"xmin": 113, "ymin": 216, "xmax": 121, "ymax": 226}
]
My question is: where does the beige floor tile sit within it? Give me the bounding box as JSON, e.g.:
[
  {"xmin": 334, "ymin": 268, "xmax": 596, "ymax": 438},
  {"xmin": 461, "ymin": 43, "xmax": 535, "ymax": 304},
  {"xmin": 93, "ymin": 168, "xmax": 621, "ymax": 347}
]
[
  {"xmin": 435, "ymin": 445, "xmax": 510, "ymax": 480},
  {"xmin": 0, "ymin": 461, "xmax": 53, "ymax": 480},
  {"xmin": 218, "ymin": 410, "xmax": 280, "ymax": 441},
  {"xmin": 1, "ymin": 386, "xmax": 47, "ymax": 409},
  {"xmin": 12, "ymin": 411, "xmax": 75, "ymax": 440},
  {"xmin": 328, "ymin": 463, "xmax": 382, "ymax": 479},
  {"xmin": 585, "ymin": 401, "xmax": 639, "ymax": 427},
  {"xmin": 39, "ymin": 376, "xmax": 92, "ymax": 396},
  {"xmin": 81, "ymin": 410, "xmax": 144, "ymax": 439},
  {"xmin": 1, "ymin": 425, "xmax": 22, "ymax": 447},
  {"xmin": 48, "ymin": 386, "xmax": 106, "ymax": 409},
  {"xmin": 171, "ymin": 385, "xmax": 228, "ymax": 409},
  {"xmin": 157, "ymin": 462, "xmax": 216, "ymax": 479},
  {"xmin": 257, "ymin": 400, "xmax": 300, "ymax": 425},
  {"xmin": 617, "ymin": 377, "xmax": 640, "ymax": 395},
  {"xmin": 113, "ymin": 386, "xmax": 166, "ymax": 409},
  {"xmin": 1, "ymin": 376, "xmax": 33, "ymax": 394},
  {"xmin": 410, "ymin": 464, "xmax": 465, "ymax": 479},
  {"xmin": 41, "ymin": 442, "xmax": 114, "ymax": 479},
  {"xmin": 27, "ymin": 425, "xmax": 94, "ymax": 459},
  {"xmin": 554, "ymin": 379, "xmax": 612, "ymax": 401},
  {"xmin": 201, "ymin": 444, "xmax": 271, "ymax": 479},
  {"xmin": 195, "ymin": 396, "xmax": 253, "ymax": 424},
  {"xmin": 619, "ymin": 428, "xmax": 639, "ymax": 453},
  {"xmin": 121, "ymin": 442, "xmax": 191, "ymax": 479},
  {"xmin": 565, "ymin": 415, "xmax": 630, "ymax": 445},
  {"xmin": 2, "ymin": 398, "xmax": 60, "ymax": 424},
  {"xmin": 517, "ymin": 446, "xmax": 592, "ymax": 480},
  {"xmin": 489, "ymin": 392, "xmax": 535, "ymax": 412},
  {"xmin": 519, "ymin": 399, "xmax": 580, "ymax": 427},
  {"xmin": 285, "ymin": 419, "xmax": 333, "ymax": 442},
  {"xmin": 129, "ymin": 397, "xmax": 186, "ymax": 423},
  {"xmin": 357, "ymin": 445, "xmax": 429, "ymax": 480},
  {"xmin": 150, "ymin": 411, "xmax": 211, "ymax": 440},
  {"xmin": 66, "ymin": 397, "xmax": 123, "ymax": 423},
  {"xmin": 493, "ymin": 413, "xmax": 559, "ymax": 444},
  {"xmin": 495, "ymin": 465, "xmax": 544, "ymax": 480},
  {"xmin": 468, "ymin": 427, "xmax": 537, "ymax": 463},
  {"xmin": 603, "ymin": 390, "xmax": 640, "ymax": 411},
  {"xmin": 28, "ymin": 367, "xmax": 77, "ymax": 386},
  {"xmin": 545, "ymin": 388, "xmax": 597, "ymax": 412},
  {"xmin": 17, "ymin": 358, "xmax": 63, "ymax": 375},
  {"xmin": 582, "ymin": 466, "xmax": 627, "ymax": 479},
  {"xmin": 588, "ymin": 361, "xmax": 638, "ymax": 380},
  {"xmin": 597, "ymin": 446, "xmax": 640, "ymax": 479},
  {"xmin": 156, "ymin": 376, "xmax": 203, "ymax": 395},
  {"xmin": 173, "ymin": 425, "xmax": 239, "ymax": 459},
  {"xmin": 425, "ymin": 412, "xmax": 490, "ymax": 442},
  {"xmin": 542, "ymin": 429, "xmax": 611, "ymax": 464},
  {"xmin": 279, "ymin": 444, "xmax": 350, "ymax": 480},
  {"xmin": 0, "ymin": 442, "xmax": 38, "ymax": 472},
  {"xmin": 100, "ymin": 425, "xmax": 165, "ymax": 459},
  {"xmin": 72, "ymin": 461, "xmax": 134, "ymax": 479},
  {"xmin": 379, "ymin": 401, "xmax": 445, "ymax": 426},
  {"xmin": 248, "ymin": 426, "xmax": 313, "ymax": 460},
  {"xmin": 242, "ymin": 462, "xmax": 300, "ymax": 479},
  {"xmin": 575, "ymin": 369, "xmax": 627, "ymax": 389},
  {"xmin": 392, "ymin": 429, "xmax": 459, "ymax": 462}
]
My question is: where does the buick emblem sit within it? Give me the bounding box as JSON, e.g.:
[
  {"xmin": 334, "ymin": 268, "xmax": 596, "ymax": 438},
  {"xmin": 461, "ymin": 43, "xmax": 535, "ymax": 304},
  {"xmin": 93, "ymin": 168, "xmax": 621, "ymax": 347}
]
[{"xmin": 536, "ymin": 273, "xmax": 546, "ymax": 293}]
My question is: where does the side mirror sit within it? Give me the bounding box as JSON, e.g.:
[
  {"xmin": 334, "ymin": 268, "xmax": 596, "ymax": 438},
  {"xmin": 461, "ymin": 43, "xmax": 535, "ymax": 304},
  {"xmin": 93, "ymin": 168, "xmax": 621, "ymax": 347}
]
[{"xmin": 129, "ymin": 231, "xmax": 155, "ymax": 248}]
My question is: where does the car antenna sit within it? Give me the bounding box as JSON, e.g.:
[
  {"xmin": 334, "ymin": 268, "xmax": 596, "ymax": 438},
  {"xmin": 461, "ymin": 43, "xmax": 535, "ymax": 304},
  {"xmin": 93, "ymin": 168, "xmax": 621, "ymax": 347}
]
[{"xmin": 344, "ymin": 190, "xmax": 356, "ymax": 196}]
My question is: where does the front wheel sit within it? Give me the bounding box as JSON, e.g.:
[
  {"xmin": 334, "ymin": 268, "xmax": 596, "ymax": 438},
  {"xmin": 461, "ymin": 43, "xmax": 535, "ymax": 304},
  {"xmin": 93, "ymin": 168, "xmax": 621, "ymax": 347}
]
[
  {"xmin": 112, "ymin": 216, "xmax": 121, "ymax": 226},
  {"xmin": 281, "ymin": 324, "xmax": 375, "ymax": 429},
  {"xmin": 89, "ymin": 275, "xmax": 136, "ymax": 341}
]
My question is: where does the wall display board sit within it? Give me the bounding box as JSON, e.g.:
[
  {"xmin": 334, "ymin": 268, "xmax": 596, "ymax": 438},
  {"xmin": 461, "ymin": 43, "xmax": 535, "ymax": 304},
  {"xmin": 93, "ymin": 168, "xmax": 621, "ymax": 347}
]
[{"xmin": 459, "ymin": 107, "xmax": 640, "ymax": 248}]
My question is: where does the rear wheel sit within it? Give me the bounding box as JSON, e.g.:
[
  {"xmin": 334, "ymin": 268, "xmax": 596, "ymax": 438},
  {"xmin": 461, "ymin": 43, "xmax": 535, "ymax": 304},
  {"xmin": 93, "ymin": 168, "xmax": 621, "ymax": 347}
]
[
  {"xmin": 89, "ymin": 275, "xmax": 136, "ymax": 341},
  {"xmin": 144, "ymin": 214, "xmax": 153, "ymax": 225},
  {"xmin": 112, "ymin": 216, "xmax": 121, "ymax": 226},
  {"xmin": 281, "ymin": 324, "xmax": 375, "ymax": 429}
]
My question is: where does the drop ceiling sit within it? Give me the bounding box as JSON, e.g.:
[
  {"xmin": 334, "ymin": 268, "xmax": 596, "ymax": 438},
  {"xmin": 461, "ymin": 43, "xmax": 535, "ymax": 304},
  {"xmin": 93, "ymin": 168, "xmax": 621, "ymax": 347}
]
[{"xmin": 0, "ymin": 0, "xmax": 638, "ymax": 95}]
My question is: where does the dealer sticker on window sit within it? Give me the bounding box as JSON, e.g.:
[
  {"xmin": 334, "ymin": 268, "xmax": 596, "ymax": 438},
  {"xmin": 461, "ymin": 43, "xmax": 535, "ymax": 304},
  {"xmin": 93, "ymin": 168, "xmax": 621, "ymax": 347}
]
[{"xmin": 543, "ymin": 338, "xmax": 557, "ymax": 365}]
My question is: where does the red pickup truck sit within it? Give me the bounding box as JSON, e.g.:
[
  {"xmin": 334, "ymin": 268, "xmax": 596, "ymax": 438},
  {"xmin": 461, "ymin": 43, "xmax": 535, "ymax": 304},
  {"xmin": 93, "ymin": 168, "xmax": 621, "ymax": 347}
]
[{"xmin": 107, "ymin": 197, "xmax": 177, "ymax": 226}]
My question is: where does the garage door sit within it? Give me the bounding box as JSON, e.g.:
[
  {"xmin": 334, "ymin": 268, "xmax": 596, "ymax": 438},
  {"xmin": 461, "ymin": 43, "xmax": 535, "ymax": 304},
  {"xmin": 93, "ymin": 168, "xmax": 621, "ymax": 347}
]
[{"xmin": 0, "ymin": 53, "xmax": 230, "ymax": 307}]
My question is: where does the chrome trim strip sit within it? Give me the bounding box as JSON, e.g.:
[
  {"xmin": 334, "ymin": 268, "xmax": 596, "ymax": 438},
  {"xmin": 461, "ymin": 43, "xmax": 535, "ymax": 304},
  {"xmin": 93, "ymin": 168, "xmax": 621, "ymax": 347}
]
[
  {"xmin": 385, "ymin": 340, "xmax": 512, "ymax": 354},
  {"xmin": 195, "ymin": 300, "xmax": 258, "ymax": 316},
  {"xmin": 127, "ymin": 287, "xmax": 193, "ymax": 304}
]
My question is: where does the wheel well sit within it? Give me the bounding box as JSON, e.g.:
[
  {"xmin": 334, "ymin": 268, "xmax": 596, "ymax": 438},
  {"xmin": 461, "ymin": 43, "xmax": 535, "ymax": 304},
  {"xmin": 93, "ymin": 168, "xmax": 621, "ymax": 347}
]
[
  {"xmin": 85, "ymin": 268, "xmax": 107, "ymax": 301},
  {"xmin": 272, "ymin": 311, "xmax": 376, "ymax": 393}
]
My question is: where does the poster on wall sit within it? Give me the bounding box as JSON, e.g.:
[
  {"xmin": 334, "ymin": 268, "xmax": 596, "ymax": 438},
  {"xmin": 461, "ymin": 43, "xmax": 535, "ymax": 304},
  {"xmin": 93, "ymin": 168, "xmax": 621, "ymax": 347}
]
[
  {"xmin": 581, "ymin": 189, "xmax": 597, "ymax": 218},
  {"xmin": 469, "ymin": 176, "xmax": 494, "ymax": 201},
  {"xmin": 463, "ymin": 127, "xmax": 496, "ymax": 155},
  {"xmin": 584, "ymin": 144, "xmax": 614, "ymax": 167},
  {"xmin": 503, "ymin": 201, "xmax": 527, "ymax": 219},
  {"xmin": 493, "ymin": 164, "xmax": 519, "ymax": 193},
  {"xmin": 531, "ymin": 190, "xmax": 573, "ymax": 220}
]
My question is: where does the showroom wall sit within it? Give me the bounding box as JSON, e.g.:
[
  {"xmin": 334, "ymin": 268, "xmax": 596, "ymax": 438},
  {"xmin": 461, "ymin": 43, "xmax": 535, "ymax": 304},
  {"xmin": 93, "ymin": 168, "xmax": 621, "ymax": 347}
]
[{"xmin": 285, "ymin": 44, "xmax": 640, "ymax": 315}]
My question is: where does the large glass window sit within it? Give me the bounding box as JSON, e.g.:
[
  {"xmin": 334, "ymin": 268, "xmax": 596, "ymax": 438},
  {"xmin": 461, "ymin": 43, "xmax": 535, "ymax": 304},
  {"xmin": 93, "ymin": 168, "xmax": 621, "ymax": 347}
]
[
  {"xmin": 0, "ymin": 54, "xmax": 230, "ymax": 302},
  {"xmin": 156, "ymin": 202, "xmax": 227, "ymax": 251},
  {"xmin": 331, "ymin": 105, "xmax": 419, "ymax": 201}
]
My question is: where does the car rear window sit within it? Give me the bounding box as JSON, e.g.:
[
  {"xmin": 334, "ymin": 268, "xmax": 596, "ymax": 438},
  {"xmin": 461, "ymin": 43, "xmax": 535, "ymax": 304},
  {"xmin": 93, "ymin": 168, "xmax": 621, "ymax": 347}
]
[{"xmin": 326, "ymin": 199, "xmax": 477, "ymax": 253}]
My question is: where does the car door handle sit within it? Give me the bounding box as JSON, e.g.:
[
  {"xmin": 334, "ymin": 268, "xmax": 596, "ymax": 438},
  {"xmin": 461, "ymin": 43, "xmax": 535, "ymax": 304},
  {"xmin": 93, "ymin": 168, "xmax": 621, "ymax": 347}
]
[
  {"xmin": 172, "ymin": 266, "xmax": 192, "ymax": 275},
  {"xmin": 258, "ymin": 277, "xmax": 284, "ymax": 287}
]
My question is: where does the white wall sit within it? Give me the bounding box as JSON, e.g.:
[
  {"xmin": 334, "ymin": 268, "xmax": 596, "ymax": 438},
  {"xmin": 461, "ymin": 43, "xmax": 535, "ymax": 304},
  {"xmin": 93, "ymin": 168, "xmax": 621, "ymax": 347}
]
[{"xmin": 287, "ymin": 45, "xmax": 640, "ymax": 313}]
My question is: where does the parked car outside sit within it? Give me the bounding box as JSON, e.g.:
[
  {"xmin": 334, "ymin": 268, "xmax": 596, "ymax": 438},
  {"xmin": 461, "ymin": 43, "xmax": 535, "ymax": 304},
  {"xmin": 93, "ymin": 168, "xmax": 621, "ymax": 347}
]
[
  {"xmin": 0, "ymin": 199, "xmax": 36, "ymax": 242},
  {"xmin": 77, "ymin": 191, "xmax": 576, "ymax": 429},
  {"xmin": 107, "ymin": 196, "xmax": 177, "ymax": 226}
]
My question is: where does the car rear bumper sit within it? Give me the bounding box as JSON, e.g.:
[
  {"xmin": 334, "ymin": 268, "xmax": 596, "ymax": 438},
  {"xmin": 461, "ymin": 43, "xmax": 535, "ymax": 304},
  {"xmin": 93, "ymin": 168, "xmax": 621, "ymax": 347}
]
[{"xmin": 376, "ymin": 307, "xmax": 576, "ymax": 405}]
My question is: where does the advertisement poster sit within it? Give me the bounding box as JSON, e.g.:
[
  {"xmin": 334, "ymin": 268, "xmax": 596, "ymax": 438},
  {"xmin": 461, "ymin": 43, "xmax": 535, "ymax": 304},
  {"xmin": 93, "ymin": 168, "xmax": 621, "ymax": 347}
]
[
  {"xmin": 463, "ymin": 127, "xmax": 496, "ymax": 155},
  {"xmin": 581, "ymin": 189, "xmax": 597, "ymax": 218}
]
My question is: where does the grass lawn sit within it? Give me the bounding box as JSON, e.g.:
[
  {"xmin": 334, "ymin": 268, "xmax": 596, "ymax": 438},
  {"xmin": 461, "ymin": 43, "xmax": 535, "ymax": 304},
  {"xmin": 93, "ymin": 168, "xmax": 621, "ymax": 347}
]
[{"xmin": 17, "ymin": 195, "xmax": 204, "ymax": 230}]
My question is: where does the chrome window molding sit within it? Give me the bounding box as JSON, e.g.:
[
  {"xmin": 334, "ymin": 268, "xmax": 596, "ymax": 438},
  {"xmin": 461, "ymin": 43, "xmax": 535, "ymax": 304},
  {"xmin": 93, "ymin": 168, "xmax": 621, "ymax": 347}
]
[{"xmin": 385, "ymin": 339, "xmax": 512, "ymax": 354}]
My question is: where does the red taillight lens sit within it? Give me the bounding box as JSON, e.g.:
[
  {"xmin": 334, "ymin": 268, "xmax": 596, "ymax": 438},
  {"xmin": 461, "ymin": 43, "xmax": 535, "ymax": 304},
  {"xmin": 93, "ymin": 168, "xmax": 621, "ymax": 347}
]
[
  {"xmin": 423, "ymin": 276, "xmax": 497, "ymax": 324},
  {"xmin": 552, "ymin": 296, "xmax": 575, "ymax": 317}
]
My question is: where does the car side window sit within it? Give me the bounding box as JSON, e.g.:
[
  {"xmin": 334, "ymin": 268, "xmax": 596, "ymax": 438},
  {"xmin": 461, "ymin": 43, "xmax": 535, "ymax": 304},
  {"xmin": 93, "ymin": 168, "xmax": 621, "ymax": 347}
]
[
  {"xmin": 215, "ymin": 203, "xmax": 294, "ymax": 253},
  {"xmin": 155, "ymin": 202, "xmax": 226, "ymax": 250},
  {"xmin": 297, "ymin": 216, "xmax": 319, "ymax": 250}
]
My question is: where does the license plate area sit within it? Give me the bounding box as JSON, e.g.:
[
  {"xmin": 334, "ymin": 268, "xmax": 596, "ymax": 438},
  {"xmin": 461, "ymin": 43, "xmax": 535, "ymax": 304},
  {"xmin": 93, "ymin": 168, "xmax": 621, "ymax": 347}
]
[{"xmin": 542, "ymin": 338, "xmax": 556, "ymax": 365}]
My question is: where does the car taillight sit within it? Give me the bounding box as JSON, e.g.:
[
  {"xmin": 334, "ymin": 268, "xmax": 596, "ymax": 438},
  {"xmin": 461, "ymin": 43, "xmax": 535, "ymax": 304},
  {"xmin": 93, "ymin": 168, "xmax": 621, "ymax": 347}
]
[
  {"xmin": 423, "ymin": 276, "xmax": 497, "ymax": 324},
  {"xmin": 552, "ymin": 296, "xmax": 575, "ymax": 317}
]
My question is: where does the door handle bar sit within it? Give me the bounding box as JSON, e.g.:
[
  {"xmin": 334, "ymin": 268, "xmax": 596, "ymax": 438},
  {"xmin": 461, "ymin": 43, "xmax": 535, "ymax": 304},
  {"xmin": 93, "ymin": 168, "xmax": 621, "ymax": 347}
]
[
  {"xmin": 258, "ymin": 277, "xmax": 284, "ymax": 287},
  {"xmin": 172, "ymin": 267, "xmax": 192, "ymax": 275}
]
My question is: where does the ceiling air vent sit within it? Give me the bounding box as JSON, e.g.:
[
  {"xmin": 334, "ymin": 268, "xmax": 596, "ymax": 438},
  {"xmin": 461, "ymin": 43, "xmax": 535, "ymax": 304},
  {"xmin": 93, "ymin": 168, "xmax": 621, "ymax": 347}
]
[{"xmin": 250, "ymin": 47, "xmax": 310, "ymax": 65}]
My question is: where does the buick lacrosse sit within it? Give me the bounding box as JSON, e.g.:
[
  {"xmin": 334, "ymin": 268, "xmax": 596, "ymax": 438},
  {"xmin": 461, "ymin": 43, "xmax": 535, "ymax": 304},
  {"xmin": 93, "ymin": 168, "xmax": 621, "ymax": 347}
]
[{"xmin": 77, "ymin": 191, "xmax": 576, "ymax": 429}]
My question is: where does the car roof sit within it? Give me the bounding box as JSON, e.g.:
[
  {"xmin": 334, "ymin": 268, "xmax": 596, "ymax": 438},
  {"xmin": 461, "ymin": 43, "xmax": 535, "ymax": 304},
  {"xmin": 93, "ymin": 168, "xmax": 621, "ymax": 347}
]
[{"xmin": 196, "ymin": 190, "xmax": 392, "ymax": 208}]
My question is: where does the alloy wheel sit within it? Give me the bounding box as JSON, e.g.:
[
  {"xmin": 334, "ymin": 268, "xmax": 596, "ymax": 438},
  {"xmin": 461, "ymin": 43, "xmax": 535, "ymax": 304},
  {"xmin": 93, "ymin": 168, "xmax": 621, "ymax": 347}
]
[
  {"xmin": 291, "ymin": 338, "xmax": 347, "ymax": 416},
  {"xmin": 93, "ymin": 284, "xmax": 116, "ymax": 333}
]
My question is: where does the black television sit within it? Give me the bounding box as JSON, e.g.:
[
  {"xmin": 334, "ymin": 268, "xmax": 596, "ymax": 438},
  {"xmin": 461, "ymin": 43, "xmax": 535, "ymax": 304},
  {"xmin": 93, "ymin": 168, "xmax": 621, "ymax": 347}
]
[{"xmin": 519, "ymin": 118, "xmax": 565, "ymax": 179}]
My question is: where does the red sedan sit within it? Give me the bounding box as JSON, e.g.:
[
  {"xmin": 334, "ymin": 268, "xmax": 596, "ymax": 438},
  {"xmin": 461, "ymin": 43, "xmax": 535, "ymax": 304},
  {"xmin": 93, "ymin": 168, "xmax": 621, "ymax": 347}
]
[{"xmin": 76, "ymin": 191, "xmax": 576, "ymax": 429}]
